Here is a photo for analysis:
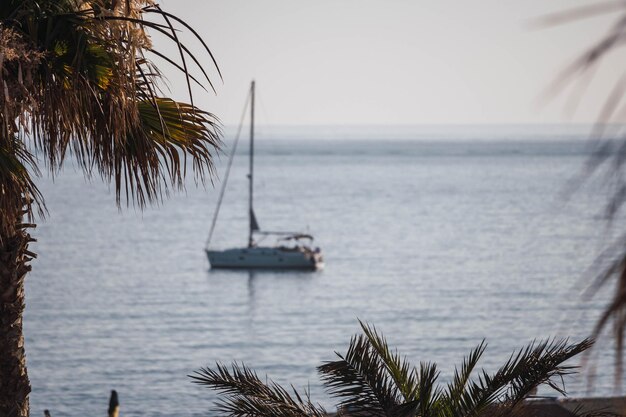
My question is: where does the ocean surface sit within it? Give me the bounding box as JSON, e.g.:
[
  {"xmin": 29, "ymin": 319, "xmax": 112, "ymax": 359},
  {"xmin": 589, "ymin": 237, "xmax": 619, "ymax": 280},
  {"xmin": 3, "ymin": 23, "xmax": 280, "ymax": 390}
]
[{"xmin": 24, "ymin": 126, "xmax": 625, "ymax": 416}]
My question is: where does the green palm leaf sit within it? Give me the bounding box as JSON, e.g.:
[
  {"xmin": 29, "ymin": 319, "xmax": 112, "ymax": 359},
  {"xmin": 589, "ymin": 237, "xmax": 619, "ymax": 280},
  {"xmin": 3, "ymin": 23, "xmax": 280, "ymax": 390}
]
[
  {"xmin": 0, "ymin": 137, "xmax": 45, "ymax": 231},
  {"xmin": 440, "ymin": 341, "xmax": 486, "ymax": 417},
  {"xmin": 501, "ymin": 338, "xmax": 594, "ymax": 404},
  {"xmin": 2, "ymin": 0, "xmax": 223, "ymax": 211},
  {"xmin": 450, "ymin": 338, "xmax": 594, "ymax": 417},
  {"xmin": 359, "ymin": 320, "xmax": 420, "ymax": 402},
  {"xmin": 190, "ymin": 363, "xmax": 326, "ymax": 417},
  {"xmin": 137, "ymin": 97, "xmax": 221, "ymax": 178},
  {"xmin": 318, "ymin": 333, "xmax": 402, "ymax": 417},
  {"xmin": 195, "ymin": 323, "xmax": 593, "ymax": 417},
  {"xmin": 416, "ymin": 362, "xmax": 441, "ymax": 417}
]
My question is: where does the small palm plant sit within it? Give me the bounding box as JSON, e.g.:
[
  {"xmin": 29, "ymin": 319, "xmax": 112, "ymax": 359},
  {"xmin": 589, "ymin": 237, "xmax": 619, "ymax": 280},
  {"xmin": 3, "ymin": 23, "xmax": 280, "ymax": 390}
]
[{"xmin": 191, "ymin": 321, "xmax": 593, "ymax": 417}]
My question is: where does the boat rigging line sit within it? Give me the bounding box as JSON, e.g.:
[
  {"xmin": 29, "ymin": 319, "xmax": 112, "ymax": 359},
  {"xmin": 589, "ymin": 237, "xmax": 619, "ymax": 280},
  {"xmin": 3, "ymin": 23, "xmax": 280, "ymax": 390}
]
[{"xmin": 204, "ymin": 89, "xmax": 252, "ymax": 250}]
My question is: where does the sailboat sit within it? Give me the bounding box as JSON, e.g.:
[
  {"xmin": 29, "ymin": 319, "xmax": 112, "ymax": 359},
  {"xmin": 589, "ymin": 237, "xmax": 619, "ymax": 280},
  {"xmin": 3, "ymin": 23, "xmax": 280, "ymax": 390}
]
[{"xmin": 205, "ymin": 81, "xmax": 324, "ymax": 270}]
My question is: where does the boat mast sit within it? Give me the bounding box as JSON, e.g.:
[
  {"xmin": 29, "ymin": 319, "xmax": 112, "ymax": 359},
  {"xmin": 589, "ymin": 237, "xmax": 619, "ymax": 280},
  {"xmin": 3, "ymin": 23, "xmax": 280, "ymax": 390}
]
[{"xmin": 248, "ymin": 80, "xmax": 255, "ymax": 247}]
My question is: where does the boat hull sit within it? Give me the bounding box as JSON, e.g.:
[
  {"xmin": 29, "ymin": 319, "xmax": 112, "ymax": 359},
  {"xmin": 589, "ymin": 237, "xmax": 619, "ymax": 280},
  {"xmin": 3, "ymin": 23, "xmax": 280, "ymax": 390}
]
[{"xmin": 206, "ymin": 246, "xmax": 323, "ymax": 270}]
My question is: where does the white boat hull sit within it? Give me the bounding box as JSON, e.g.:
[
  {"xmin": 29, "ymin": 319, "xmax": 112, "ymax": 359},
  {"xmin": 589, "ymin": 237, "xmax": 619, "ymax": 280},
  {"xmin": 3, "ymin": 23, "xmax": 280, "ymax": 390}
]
[{"xmin": 206, "ymin": 246, "xmax": 323, "ymax": 270}]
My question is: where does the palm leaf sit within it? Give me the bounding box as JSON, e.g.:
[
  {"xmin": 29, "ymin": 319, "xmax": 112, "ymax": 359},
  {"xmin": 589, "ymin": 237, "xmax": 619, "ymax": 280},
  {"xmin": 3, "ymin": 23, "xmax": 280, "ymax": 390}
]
[
  {"xmin": 414, "ymin": 361, "xmax": 441, "ymax": 417},
  {"xmin": 190, "ymin": 363, "xmax": 326, "ymax": 417},
  {"xmin": 318, "ymin": 334, "xmax": 401, "ymax": 417},
  {"xmin": 145, "ymin": 5, "xmax": 222, "ymax": 79},
  {"xmin": 195, "ymin": 322, "xmax": 593, "ymax": 417},
  {"xmin": 501, "ymin": 338, "xmax": 594, "ymax": 404},
  {"xmin": 357, "ymin": 321, "xmax": 443, "ymax": 417},
  {"xmin": 449, "ymin": 338, "xmax": 593, "ymax": 417},
  {"xmin": 359, "ymin": 320, "xmax": 420, "ymax": 402},
  {"xmin": 2, "ymin": 0, "xmax": 223, "ymax": 211},
  {"xmin": 440, "ymin": 341, "xmax": 487, "ymax": 417},
  {"xmin": 137, "ymin": 97, "xmax": 221, "ymax": 179},
  {"xmin": 0, "ymin": 135, "xmax": 45, "ymax": 233}
]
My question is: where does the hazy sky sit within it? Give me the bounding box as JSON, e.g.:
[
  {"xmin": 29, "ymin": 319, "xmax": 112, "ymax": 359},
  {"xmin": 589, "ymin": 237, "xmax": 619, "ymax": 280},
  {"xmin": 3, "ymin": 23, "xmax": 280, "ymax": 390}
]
[{"xmin": 158, "ymin": 0, "xmax": 624, "ymax": 126}]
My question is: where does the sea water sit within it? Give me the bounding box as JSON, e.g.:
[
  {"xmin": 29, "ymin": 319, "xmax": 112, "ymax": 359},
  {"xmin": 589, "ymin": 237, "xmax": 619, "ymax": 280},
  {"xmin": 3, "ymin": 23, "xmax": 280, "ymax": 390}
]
[{"xmin": 24, "ymin": 126, "xmax": 624, "ymax": 416}]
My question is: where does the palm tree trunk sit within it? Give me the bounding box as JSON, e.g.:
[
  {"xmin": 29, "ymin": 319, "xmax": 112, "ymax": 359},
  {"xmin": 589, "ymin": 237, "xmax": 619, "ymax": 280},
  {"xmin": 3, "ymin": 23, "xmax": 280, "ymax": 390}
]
[{"xmin": 0, "ymin": 210, "xmax": 35, "ymax": 417}]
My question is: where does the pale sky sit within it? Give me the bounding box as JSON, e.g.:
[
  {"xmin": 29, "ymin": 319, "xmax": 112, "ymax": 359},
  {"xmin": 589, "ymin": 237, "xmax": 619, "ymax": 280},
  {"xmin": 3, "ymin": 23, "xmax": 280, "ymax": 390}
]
[{"xmin": 158, "ymin": 0, "xmax": 625, "ymax": 126}]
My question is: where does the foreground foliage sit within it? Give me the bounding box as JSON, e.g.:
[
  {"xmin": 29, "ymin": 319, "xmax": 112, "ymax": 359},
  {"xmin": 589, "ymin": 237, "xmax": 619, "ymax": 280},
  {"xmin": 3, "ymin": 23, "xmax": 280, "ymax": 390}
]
[
  {"xmin": 192, "ymin": 321, "xmax": 592, "ymax": 417},
  {"xmin": 539, "ymin": 2, "xmax": 626, "ymax": 382},
  {"xmin": 0, "ymin": 1, "xmax": 220, "ymax": 415}
]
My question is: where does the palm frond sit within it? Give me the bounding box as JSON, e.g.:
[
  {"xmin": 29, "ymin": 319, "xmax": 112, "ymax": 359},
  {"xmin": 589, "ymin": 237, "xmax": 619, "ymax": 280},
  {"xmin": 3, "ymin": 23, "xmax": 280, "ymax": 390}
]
[
  {"xmin": 502, "ymin": 339, "xmax": 593, "ymax": 403},
  {"xmin": 590, "ymin": 265, "xmax": 626, "ymax": 385},
  {"xmin": 359, "ymin": 320, "xmax": 420, "ymax": 402},
  {"xmin": 355, "ymin": 321, "xmax": 443, "ymax": 417},
  {"xmin": 195, "ymin": 322, "xmax": 593, "ymax": 417},
  {"xmin": 0, "ymin": 137, "xmax": 45, "ymax": 234},
  {"xmin": 449, "ymin": 338, "xmax": 593, "ymax": 417},
  {"xmin": 144, "ymin": 4, "xmax": 222, "ymax": 79},
  {"xmin": 531, "ymin": 2, "xmax": 626, "ymax": 28},
  {"xmin": 146, "ymin": 47, "xmax": 207, "ymax": 92},
  {"xmin": 445, "ymin": 341, "xmax": 487, "ymax": 400},
  {"xmin": 440, "ymin": 341, "xmax": 486, "ymax": 417},
  {"xmin": 132, "ymin": 97, "xmax": 221, "ymax": 190},
  {"xmin": 414, "ymin": 361, "xmax": 441, "ymax": 417},
  {"xmin": 190, "ymin": 363, "xmax": 326, "ymax": 417},
  {"xmin": 318, "ymin": 333, "xmax": 401, "ymax": 417},
  {"xmin": 537, "ymin": 4, "xmax": 626, "ymax": 378},
  {"xmin": 1, "ymin": 0, "xmax": 223, "ymax": 212},
  {"xmin": 100, "ymin": 11, "xmax": 218, "ymax": 94},
  {"xmin": 151, "ymin": 5, "xmax": 196, "ymax": 104}
]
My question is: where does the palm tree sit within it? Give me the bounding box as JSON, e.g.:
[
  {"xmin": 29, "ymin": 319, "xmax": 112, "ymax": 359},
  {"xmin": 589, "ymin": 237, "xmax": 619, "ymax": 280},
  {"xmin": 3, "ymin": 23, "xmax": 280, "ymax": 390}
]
[
  {"xmin": 191, "ymin": 321, "xmax": 593, "ymax": 417},
  {"xmin": 0, "ymin": 1, "xmax": 221, "ymax": 415}
]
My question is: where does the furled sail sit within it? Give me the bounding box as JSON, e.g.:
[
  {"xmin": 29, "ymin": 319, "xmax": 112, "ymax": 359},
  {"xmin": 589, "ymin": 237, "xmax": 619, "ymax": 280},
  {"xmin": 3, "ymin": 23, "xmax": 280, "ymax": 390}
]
[{"xmin": 250, "ymin": 209, "xmax": 260, "ymax": 231}]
